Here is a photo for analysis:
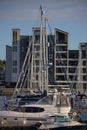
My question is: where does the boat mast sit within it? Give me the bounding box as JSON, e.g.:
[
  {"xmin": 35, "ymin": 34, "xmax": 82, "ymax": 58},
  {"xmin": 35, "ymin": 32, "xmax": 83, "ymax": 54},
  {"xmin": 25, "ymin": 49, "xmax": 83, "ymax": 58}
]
[
  {"xmin": 44, "ymin": 18, "xmax": 48, "ymax": 94},
  {"xmin": 39, "ymin": 5, "xmax": 44, "ymax": 92},
  {"xmin": 39, "ymin": 5, "xmax": 48, "ymax": 93}
]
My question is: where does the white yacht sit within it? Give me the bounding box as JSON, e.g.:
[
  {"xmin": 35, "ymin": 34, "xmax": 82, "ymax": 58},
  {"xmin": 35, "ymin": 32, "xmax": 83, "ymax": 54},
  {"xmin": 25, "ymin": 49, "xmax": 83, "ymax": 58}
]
[
  {"xmin": 0, "ymin": 92, "xmax": 71, "ymax": 128},
  {"xmin": 1, "ymin": 93, "xmax": 86, "ymax": 129}
]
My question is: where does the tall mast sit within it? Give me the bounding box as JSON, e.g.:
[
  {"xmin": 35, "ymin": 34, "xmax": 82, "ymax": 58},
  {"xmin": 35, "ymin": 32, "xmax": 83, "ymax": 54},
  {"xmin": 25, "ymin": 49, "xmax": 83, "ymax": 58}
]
[
  {"xmin": 45, "ymin": 18, "xmax": 48, "ymax": 94},
  {"xmin": 39, "ymin": 5, "xmax": 44, "ymax": 92},
  {"xmin": 39, "ymin": 5, "xmax": 48, "ymax": 93}
]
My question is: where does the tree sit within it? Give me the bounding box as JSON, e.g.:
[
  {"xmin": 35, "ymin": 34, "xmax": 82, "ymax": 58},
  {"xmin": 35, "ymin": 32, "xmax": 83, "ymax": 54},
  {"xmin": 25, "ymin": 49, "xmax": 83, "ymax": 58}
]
[{"xmin": 0, "ymin": 59, "xmax": 6, "ymax": 72}]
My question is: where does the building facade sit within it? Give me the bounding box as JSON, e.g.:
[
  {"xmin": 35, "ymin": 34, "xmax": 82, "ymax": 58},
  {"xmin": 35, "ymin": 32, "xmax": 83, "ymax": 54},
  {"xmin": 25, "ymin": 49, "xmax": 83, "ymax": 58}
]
[
  {"xmin": 5, "ymin": 28, "xmax": 87, "ymax": 93},
  {"xmin": 68, "ymin": 50, "xmax": 79, "ymax": 91},
  {"xmin": 12, "ymin": 29, "xmax": 20, "ymax": 83},
  {"xmin": 54, "ymin": 28, "xmax": 68, "ymax": 89},
  {"xmin": 77, "ymin": 43, "xmax": 87, "ymax": 93},
  {"xmin": 6, "ymin": 29, "xmax": 29, "ymax": 86},
  {"xmin": 5, "ymin": 45, "xmax": 12, "ymax": 84}
]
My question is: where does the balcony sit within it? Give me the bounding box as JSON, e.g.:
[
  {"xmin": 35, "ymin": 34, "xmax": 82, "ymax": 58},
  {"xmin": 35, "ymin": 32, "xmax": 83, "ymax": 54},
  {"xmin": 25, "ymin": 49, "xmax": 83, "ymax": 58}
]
[{"xmin": 56, "ymin": 40, "xmax": 67, "ymax": 44}]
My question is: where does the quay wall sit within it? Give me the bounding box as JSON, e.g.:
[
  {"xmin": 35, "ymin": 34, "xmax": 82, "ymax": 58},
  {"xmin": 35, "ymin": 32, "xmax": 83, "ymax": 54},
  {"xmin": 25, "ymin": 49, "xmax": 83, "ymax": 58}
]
[
  {"xmin": 0, "ymin": 87, "xmax": 87, "ymax": 96},
  {"xmin": 0, "ymin": 87, "xmax": 14, "ymax": 96}
]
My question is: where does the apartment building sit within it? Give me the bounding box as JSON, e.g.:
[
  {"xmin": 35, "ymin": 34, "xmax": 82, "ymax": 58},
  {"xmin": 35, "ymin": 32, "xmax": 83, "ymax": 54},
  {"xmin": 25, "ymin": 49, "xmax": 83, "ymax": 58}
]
[
  {"xmin": 5, "ymin": 28, "xmax": 87, "ymax": 93},
  {"xmin": 11, "ymin": 29, "xmax": 20, "ymax": 83},
  {"xmin": 6, "ymin": 29, "xmax": 30, "ymax": 86},
  {"xmin": 0, "ymin": 72, "xmax": 5, "ymax": 86},
  {"xmin": 32, "ymin": 27, "xmax": 54, "ymax": 91},
  {"xmin": 68, "ymin": 50, "xmax": 79, "ymax": 91},
  {"xmin": 48, "ymin": 35, "xmax": 54, "ymax": 86},
  {"xmin": 53, "ymin": 28, "xmax": 87, "ymax": 93},
  {"xmin": 5, "ymin": 45, "xmax": 12, "ymax": 84},
  {"xmin": 31, "ymin": 27, "xmax": 41, "ymax": 90},
  {"xmin": 77, "ymin": 43, "xmax": 87, "ymax": 93},
  {"xmin": 54, "ymin": 28, "xmax": 68, "ymax": 89},
  {"xmin": 31, "ymin": 27, "xmax": 49, "ymax": 92}
]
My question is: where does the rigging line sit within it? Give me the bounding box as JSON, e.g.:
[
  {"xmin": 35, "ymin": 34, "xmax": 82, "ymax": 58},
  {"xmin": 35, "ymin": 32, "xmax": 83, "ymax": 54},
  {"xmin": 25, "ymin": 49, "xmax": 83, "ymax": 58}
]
[
  {"xmin": 48, "ymin": 22, "xmax": 64, "ymax": 61},
  {"xmin": 48, "ymin": 66, "xmax": 54, "ymax": 84},
  {"xmin": 39, "ymin": 6, "xmax": 71, "ymax": 89},
  {"xmin": 70, "ymin": 64, "xmax": 79, "ymax": 90},
  {"xmin": 70, "ymin": 51, "xmax": 80, "ymax": 91},
  {"xmin": 12, "ymin": 41, "xmax": 32, "ymax": 99},
  {"xmin": 70, "ymin": 59, "xmax": 80, "ymax": 91},
  {"xmin": 45, "ymin": 22, "xmax": 54, "ymax": 85}
]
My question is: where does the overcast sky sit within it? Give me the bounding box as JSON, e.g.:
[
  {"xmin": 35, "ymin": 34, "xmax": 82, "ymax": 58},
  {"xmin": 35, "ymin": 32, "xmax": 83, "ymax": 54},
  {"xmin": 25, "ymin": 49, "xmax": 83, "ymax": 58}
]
[{"xmin": 0, "ymin": 0, "xmax": 87, "ymax": 60}]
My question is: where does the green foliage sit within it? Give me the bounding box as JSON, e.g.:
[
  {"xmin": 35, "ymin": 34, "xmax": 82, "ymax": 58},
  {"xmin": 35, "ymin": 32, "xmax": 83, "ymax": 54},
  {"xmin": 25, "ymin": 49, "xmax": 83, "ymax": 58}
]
[{"xmin": 0, "ymin": 59, "xmax": 6, "ymax": 72}]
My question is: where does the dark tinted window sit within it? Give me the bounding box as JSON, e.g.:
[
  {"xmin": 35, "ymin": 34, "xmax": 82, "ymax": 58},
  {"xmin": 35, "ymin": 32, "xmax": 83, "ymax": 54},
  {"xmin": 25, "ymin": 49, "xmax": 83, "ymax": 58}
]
[{"xmin": 25, "ymin": 107, "xmax": 44, "ymax": 113}]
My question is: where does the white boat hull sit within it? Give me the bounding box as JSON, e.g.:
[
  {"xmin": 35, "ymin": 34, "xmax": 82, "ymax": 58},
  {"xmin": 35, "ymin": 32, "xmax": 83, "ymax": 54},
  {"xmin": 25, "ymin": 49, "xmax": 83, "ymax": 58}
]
[{"xmin": 0, "ymin": 111, "xmax": 44, "ymax": 127}]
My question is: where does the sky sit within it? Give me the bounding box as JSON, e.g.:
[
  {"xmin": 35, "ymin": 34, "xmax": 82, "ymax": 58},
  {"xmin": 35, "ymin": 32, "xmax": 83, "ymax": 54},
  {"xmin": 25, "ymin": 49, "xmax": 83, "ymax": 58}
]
[{"xmin": 0, "ymin": 0, "xmax": 87, "ymax": 60}]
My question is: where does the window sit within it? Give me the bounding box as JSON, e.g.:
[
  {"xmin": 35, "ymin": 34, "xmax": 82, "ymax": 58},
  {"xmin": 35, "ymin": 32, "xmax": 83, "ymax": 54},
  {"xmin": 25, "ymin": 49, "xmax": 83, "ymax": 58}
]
[
  {"xmin": 12, "ymin": 60, "xmax": 17, "ymax": 66},
  {"xmin": 13, "ymin": 31, "xmax": 17, "ymax": 43},
  {"xmin": 34, "ymin": 35, "xmax": 40, "ymax": 43},
  {"xmin": 69, "ymin": 52, "xmax": 78, "ymax": 58},
  {"xmin": 12, "ymin": 46, "xmax": 17, "ymax": 51},
  {"xmin": 56, "ymin": 75, "xmax": 65, "ymax": 81},
  {"xmin": 34, "ymin": 53, "xmax": 40, "ymax": 58},
  {"xmin": 58, "ymin": 32, "xmax": 66, "ymax": 43},
  {"xmin": 48, "ymin": 47, "xmax": 53, "ymax": 53},
  {"xmin": 25, "ymin": 107, "xmax": 44, "ymax": 113},
  {"xmin": 13, "ymin": 67, "xmax": 17, "ymax": 73},
  {"xmin": 61, "ymin": 53, "xmax": 67, "ymax": 58},
  {"xmin": 81, "ymin": 44, "xmax": 85, "ymax": 48},
  {"xmin": 21, "ymin": 46, "xmax": 25, "ymax": 52},
  {"xmin": 36, "ymin": 67, "xmax": 39, "ymax": 73},
  {"xmin": 36, "ymin": 75, "xmax": 38, "ymax": 80},
  {"xmin": 56, "ymin": 53, "xmax": 67, "ymax": 59},
  {"xmin": 35, "ymin": 60, "xmax": 39, "ymax": 65},
  {"xmin": 83, "ymin": 61, "xmax": 86, "ymax": 66},
  {"xmin": 69, "ymin": 68, "xmax": 76, "ymax": 73},
  {"xmin": 82, "ymin": 50, "xmax": 86, "ymax": 58},
  {"xmin": 34, "ymin": 45, "xmax": 40, "ymax": 51},
  {"xmin": 83, "ymin": 76, "xmax": 86, "ymax": 81},
  {"xmin": 56, "ymin": 46, "xmax": 67, "ymax": 51},
  {"xmin": 34, "ymin": 30, "xmax": 40, "ymax": 35},
  {"xmin": 13, "ymin": 41, "xmax": 17, "ymax": 45},
  {"xmin": 56, "ymin": 68, "xmax": 62, "ymax": 73},
  {"xmin": 49, "ymin": 54, "xmax": 53, "ymax": 59},
  {"xmin": 69, "ymin": 61, "xmax": 78, "ymax": 66},
  {"xmin": 83, "ymin": 68, "xmax": 86, "ymax": 73}
]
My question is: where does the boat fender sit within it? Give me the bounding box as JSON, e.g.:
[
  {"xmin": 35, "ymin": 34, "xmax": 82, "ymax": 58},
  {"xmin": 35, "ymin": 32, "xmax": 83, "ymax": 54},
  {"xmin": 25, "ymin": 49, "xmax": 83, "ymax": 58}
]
[{"xmin": 73, "ymin": 112, "xmax": 77, "ymax": 116}]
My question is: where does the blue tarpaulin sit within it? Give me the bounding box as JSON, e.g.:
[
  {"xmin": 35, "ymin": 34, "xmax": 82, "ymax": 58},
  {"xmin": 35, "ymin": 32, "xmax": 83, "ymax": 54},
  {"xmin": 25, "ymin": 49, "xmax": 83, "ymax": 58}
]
[{"xmin": 80, "ymin": 112, "xmax": 87, "ymax": 121}]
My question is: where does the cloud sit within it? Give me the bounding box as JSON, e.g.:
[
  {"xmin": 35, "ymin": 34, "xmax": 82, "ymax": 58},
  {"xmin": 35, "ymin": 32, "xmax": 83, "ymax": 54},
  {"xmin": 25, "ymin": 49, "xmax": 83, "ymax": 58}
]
[
  {"xmin": 0, "ymin": 8, "xmax": 40, "ymax": 21},
  {"xmin": 0, "ymin": 0, "xmax": 87, "ymax": 22}
]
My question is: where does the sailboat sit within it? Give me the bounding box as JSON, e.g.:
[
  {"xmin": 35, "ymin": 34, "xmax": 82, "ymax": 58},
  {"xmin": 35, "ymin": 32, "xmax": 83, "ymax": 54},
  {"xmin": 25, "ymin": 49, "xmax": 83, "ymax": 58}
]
[{"xmin": 4, "ymin": 5, "xmax": 48, "ymax": 109}]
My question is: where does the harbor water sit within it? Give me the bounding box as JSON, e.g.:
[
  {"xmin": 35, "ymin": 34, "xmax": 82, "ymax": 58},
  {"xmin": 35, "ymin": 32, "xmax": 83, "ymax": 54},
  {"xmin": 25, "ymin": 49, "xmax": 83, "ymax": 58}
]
[{"xmin": 0, "ymin": 96, "xmax": 6, "ymax": 110}]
